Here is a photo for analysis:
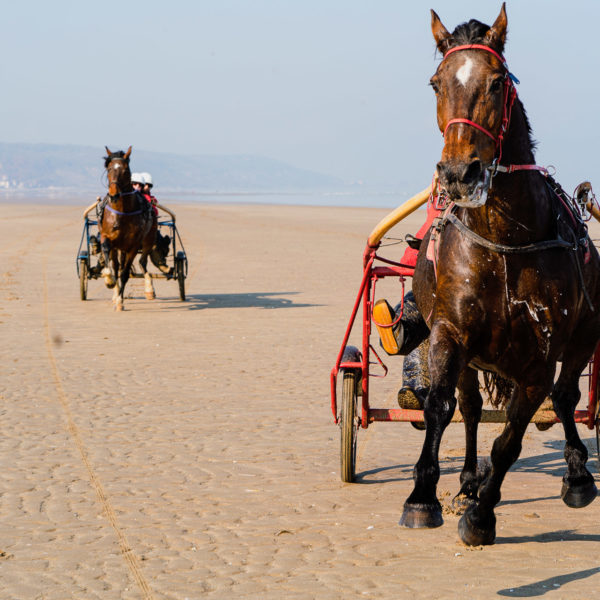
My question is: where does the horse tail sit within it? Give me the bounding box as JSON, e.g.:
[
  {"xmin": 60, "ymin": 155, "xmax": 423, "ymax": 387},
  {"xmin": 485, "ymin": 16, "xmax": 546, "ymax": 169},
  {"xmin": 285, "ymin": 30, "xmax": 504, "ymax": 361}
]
[{"xmin": 482, "ymin": 372, "xmax": 513, "ymax": 408}]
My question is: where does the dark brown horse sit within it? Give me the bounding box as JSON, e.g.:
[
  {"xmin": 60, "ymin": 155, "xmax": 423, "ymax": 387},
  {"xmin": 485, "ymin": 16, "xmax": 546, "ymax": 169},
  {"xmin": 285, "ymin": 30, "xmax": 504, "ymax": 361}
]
[
  {"xmin": 404, "ymin": 4, "xmax": 600, "ymax": 545},
  {"xmin": 99, "ymin": 146, "xmax": 157, "ymax": 310}
]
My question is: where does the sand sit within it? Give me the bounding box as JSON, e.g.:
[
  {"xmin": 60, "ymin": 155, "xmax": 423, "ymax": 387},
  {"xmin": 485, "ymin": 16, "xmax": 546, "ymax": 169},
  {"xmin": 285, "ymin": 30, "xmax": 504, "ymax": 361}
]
[{"xmin": 1, "ymin": 200, "xmax": 600, "ymax": 599}]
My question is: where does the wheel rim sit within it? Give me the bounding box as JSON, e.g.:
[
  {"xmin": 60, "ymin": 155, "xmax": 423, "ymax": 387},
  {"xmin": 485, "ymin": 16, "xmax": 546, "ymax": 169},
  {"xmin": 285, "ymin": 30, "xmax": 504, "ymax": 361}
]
[
  {"xmin": 340, "ymin": 370, "xmax": 359, "ymax": 482},
  {"xmin": 80, "ymin": 260, "xmax": 88, "ymax": 300}
]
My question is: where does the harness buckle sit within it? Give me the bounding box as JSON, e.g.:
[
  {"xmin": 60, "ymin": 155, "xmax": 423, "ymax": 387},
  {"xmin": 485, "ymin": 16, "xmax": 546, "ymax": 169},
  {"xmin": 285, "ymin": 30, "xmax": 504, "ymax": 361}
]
[{"xmin": 434, "ymin": 189, "xmax": 451, "ymax": 210}]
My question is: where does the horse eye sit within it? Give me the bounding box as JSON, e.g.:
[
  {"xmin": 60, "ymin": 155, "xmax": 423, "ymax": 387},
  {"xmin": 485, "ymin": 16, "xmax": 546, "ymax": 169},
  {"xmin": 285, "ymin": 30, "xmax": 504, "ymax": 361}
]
[
  {"xmin": 490, "ymin": 78, "xmax": 503, "ymax": 94},
  {"xmin": 429, "ymin": 81, "xmax": 440, "ymax": 95}
]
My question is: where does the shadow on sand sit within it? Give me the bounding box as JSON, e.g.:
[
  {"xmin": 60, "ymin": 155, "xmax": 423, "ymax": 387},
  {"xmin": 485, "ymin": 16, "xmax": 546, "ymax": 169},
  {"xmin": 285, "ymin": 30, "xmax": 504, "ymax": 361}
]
[
  {"xmin": 353, "ymin": 438, "xmax": 598, "ymax": 491},
  {"xmin": 497, "ymin": 564, "xmax": 600, "ymax": 597},
  {"xmin": 163, "ymin": 291, "xmax": 321, "ymax": 311}
]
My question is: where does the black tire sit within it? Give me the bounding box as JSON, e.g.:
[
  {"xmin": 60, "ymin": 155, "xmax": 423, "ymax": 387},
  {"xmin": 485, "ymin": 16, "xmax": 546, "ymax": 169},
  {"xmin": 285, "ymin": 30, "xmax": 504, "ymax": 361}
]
[
  {"xmin": 79, "ymin": 259, "xmax": 88, "ymax": 301},
  {"xmin": 176, "ymin": 259, "xmax": 186, "ymax": 301},
  {"xmin": 340, "ymin": 369, "xmax": 359, "ymax": 482}
]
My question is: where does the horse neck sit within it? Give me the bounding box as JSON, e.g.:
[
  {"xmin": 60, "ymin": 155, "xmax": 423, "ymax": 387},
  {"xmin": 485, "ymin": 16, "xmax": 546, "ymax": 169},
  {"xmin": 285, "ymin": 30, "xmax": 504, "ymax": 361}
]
[
  {"xmin": 107, "ymin": 181, "xmax": 135, "ymax": 209},
  {"xmin": 462, "ymin": 100, "xmax": 555, "ymax": 245}
]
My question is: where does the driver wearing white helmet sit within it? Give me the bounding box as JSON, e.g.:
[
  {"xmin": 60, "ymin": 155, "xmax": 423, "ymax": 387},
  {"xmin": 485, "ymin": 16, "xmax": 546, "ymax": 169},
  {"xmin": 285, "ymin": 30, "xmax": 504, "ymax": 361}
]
[
  {"xmin": 141, "ymin": 172, "xmax": 153, "ymax": 196},
  {"xmin": 131, "ymin": 172, "xmax": 145, "ymax": 193}
]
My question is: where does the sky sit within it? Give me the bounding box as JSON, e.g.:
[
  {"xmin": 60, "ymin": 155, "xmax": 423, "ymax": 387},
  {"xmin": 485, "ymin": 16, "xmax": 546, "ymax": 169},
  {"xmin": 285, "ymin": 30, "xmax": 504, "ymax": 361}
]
[{"xmin": 1, "ymin": 1, "xmax": 599, "ymax": 193}]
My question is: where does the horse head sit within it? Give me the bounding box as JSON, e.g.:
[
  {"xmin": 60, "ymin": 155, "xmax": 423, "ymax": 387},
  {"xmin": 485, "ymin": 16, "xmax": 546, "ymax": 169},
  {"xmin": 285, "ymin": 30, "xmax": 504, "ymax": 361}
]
[
  {"xmin": 430, "ymin": 4, "xmax": 511, "ymax": 207},
  {"xmin": 104, "ymin": 146, "xmax": 133, "ymax": 198}
]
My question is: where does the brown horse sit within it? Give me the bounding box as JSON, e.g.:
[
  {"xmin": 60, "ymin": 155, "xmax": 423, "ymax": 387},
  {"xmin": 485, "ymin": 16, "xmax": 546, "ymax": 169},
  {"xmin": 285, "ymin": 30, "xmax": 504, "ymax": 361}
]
[
  {"xmin": 99, "ymin": 146, "xmax": 157, "ymax": 311},
  {"xmin": 404, "ymin": 4, "xmax": 600, "ymax": 545}
]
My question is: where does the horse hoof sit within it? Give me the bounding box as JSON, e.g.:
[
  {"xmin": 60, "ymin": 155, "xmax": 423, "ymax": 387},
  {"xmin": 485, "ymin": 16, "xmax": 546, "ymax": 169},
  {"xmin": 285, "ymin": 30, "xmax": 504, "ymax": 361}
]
[
  {"xmin": 399, "ymin": 502, "xmax": 443, "ymax": 529},
  {"xmin": 145, "ymin": 292, "xmax": 156, "ymax": 300},
  {"xmin": 561, "ymin": 480, "xmax": 598, "ymax": 508},
  {"xmin": 451, "ymin": 493, "xmax": 475, "ymax": 514},
  {"xmin": 458, "ymin": 510, "xmax": 495, "ymax": 546},
  {"xmin": 102, "ymin": 269, "xmax": 116, "ymax": 288}
]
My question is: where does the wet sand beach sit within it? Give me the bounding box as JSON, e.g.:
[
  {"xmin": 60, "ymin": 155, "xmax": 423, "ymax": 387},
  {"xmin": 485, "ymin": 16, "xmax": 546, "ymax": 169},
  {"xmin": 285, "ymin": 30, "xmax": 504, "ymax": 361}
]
[{"xmin": 1, "ymin": 201, "xmax": 600, "ymax": 599}]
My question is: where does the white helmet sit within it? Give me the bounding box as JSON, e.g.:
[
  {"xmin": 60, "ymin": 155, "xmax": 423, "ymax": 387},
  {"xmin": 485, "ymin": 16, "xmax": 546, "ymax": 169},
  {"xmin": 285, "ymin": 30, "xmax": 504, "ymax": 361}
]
[
  {"xmin": 131, "ymin": 172, "xmax": 145, "ymax": 184},
  {"xmin": 141, "ymin": 172, "xmax": 153, "ymax": 187}
]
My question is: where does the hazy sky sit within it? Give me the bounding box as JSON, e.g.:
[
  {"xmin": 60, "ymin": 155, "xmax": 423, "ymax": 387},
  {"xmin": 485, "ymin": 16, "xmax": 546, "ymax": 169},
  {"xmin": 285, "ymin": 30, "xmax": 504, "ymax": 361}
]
[{"xmin": 1, "ymin": 1, "xmax": 598, "ymax": 192}]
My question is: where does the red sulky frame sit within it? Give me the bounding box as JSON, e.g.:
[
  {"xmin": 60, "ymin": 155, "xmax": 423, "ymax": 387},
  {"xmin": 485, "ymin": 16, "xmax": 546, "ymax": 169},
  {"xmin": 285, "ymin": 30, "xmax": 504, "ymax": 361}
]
[{"xmin": 330, "ymin": 183, "xmax": 600, "ymax": 439}]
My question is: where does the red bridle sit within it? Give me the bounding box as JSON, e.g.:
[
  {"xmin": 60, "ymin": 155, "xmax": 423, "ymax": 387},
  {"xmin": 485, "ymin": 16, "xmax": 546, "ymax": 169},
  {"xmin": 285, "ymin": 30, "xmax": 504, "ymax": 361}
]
[{"xmin": 440, "ymin": 44, "xmax": 519, "ymax": 166}]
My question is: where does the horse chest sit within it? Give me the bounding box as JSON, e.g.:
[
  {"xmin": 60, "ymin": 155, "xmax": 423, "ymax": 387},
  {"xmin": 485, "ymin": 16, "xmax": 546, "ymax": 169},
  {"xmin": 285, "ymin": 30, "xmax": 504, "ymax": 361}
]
[{"xmin": 433, "ymin": 252, "xmax": 576, "ymax": 364}]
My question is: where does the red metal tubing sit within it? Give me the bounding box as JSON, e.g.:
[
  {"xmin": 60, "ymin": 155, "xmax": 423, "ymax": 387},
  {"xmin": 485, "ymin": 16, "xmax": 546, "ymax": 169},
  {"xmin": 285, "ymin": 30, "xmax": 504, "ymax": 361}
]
[
  {"xmin": 367, "ymin": 408, "xmax": 591, "ymax": 426},
  {"xmin": 360, "ymin": 250, "xmax": 374, "ymax": 429},
  {"xmin": 330, "ymin": 249, "xmax": 377, "ymax": 423}
]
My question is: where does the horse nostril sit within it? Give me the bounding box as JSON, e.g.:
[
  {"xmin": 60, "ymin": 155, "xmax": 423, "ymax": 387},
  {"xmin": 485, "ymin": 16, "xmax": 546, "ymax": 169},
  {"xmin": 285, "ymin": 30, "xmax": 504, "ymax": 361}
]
[
  {"xmin": 437, "ymin": 161, "xmax": 455, "ymax": 184},
  {"xmin": 462, "ymin": 160, "xmax": 482, "ymax": 184}
]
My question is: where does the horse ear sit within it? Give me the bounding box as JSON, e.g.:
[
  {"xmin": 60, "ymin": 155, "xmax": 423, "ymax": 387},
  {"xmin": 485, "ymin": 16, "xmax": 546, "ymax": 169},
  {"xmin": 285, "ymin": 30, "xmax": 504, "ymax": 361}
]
[
  {"xmin": 431, "ymin": 9, "xmax": 452, "ymax": 55},
  {"xmin": 105, "ymin": 146, "xmax": 112, "ymax": 156},
  {"xmin": 484, "ymin": 2, "xmax": 508, "ymax": 53},
  {"xmin": 124, "ymin": 146, "xmax": 132, "ymax": 160}
]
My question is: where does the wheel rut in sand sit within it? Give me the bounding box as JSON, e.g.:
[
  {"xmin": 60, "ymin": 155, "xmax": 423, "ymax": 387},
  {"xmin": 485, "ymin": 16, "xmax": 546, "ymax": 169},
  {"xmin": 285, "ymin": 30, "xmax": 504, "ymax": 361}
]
[{"xmin": 42, "ymin": 238, "xmax": 155, "ymax": 600}]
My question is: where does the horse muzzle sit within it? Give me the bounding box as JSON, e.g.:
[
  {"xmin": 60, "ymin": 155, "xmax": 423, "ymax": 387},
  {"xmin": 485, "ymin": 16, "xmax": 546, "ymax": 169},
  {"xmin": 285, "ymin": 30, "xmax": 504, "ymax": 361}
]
[{"xmin": 437, "ymin": 159, "xmax": 491, "ymax": 208}]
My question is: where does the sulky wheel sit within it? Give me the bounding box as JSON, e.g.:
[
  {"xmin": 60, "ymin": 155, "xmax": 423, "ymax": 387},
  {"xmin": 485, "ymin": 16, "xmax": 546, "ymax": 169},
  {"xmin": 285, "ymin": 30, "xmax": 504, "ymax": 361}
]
[
  {"xmin": 79, "ymin": 258, "xmax": 88, "ymax": 301},
  {"xmin": 340, "ymin": 369, "xmax": 360, "ymax": 483},
  {"xmin": 176, "ymin": 259, "xmax": 186, "ymax": 301}
]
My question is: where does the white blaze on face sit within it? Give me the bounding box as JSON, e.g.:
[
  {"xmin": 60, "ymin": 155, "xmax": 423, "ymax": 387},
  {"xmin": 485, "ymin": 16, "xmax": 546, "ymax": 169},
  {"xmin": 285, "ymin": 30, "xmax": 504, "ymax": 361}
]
[{"xmin": 456, "ymin": 57, "xmax": 473, "ymax": 87}]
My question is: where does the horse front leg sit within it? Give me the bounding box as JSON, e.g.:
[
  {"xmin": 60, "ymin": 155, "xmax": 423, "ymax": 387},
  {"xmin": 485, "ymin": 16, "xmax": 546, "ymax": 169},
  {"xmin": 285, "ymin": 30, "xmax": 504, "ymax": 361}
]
[
  {"xmin": 114, "ymin": 250, "xmax": 136, "ymax": 311},
  {"xmin": 459, "ymin": 380, "xmax": 549, "ymax": 546},
  {"xmin": 553, "ymin": 345, "xmax": 598, "ymax": 508},
  {"xmin": 100, "ymin": 237, "xmax": 116, "ymax": 288},
  {"xmin": 400, "ymin": 322, "xmax": 464, "ymax": 529},
  {"xmin": 139, "ymin": 252, "xmax": 156, "ymax": 300},
  {"xmin": 452, "ymin": 367, "xmax": 485, "ymax": 511}
]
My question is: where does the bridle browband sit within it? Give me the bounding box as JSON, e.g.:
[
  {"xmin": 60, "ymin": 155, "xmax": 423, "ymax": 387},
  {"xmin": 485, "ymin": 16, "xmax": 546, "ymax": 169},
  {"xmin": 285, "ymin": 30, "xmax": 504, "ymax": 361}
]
[{"xmin": 440, "ymin": 43, "xmax": 546, "ymax": 176}]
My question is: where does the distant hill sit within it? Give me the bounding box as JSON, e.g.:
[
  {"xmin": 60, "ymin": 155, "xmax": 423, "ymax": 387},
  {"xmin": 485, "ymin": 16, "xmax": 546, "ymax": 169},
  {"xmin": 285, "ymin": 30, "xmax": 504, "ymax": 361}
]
[{"xmin": 0, "ymin": 142, "xmax": 342, "ymax": 192}]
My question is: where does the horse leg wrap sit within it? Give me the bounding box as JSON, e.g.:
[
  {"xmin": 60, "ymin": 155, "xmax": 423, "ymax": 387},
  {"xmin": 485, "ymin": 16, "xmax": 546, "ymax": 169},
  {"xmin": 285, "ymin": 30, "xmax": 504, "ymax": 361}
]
[{"xmin": 144, "ymin": 273, "xmax": 156, "ymax": 300}]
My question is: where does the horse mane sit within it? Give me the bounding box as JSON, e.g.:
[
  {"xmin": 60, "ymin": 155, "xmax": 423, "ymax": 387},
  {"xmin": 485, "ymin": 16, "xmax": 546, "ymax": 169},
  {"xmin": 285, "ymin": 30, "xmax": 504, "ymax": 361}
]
[
  {"xmin": 104, "ymin": 150, "xmax": 129, "ymax": 168},
  {"xmin": 450, "ymin": 19, "xmax": 493, "ymax": 48}
]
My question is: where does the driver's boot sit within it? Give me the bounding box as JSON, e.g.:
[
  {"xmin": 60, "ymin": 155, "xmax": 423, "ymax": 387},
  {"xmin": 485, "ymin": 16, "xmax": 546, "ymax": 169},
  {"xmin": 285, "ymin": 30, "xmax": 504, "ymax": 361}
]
[{"xmin": 372, "ymin": 299, "xmax": 404, "ymax": 355}]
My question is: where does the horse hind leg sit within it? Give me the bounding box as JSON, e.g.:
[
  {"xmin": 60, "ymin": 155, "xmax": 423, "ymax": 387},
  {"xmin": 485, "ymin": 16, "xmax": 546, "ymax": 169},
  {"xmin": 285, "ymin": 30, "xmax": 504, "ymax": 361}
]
[
  {"xmin": 100, "ymin": 238, "xmax": 116, "ymax": 288},
  {"xmin": 458, "ymin": 381, "xmax": 549, "ymax": 546},
  {"xmin": 452, "ymin": 367, "xmax": 485, "ymax": 512},
  {"xmin": 553, "ymin": 353, "xmax": 598, "ymax": 508}
]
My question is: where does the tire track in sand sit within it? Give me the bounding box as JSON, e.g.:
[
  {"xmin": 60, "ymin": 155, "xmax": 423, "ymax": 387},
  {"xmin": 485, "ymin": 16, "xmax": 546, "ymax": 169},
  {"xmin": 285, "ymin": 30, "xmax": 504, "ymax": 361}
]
[{"xmin": 42, "ymin": 246, "xmax": 154, "ymax": 600}]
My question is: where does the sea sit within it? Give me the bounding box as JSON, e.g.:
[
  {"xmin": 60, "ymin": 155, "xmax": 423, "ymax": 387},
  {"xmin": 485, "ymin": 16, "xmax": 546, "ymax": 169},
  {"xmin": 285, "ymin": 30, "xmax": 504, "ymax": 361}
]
[{"xmin": 0, "ymin": 188, "xmax": 419, "ymax": 209}]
